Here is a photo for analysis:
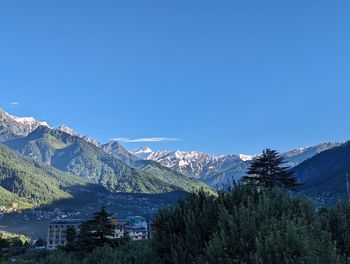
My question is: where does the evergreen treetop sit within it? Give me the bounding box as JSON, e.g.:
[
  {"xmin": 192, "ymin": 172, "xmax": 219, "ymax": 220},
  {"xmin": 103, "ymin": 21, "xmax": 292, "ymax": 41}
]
[{"xmin": 243, "ymin": 148, "xmax": 299, "ymax": 190}]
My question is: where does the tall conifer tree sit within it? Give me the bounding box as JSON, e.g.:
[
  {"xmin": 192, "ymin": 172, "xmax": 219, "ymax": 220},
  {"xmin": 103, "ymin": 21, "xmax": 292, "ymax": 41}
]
[
  {"xmin": 87, "ymin": 205, "xmax": 115, "ymax": 246},
  {"xmin": 243, "ymin": 148, "xmax": 299, "ymax": 190}
]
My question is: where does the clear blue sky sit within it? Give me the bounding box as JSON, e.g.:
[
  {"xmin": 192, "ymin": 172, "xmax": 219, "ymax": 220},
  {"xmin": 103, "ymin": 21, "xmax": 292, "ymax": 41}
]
[{"xmin": 1, "ymin": 1, "xmax": 350, "ymax": 155}]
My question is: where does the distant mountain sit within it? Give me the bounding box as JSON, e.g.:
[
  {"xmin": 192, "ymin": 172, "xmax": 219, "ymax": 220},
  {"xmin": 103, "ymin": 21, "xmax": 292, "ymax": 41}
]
[
  {"xmin": 101, "ymin": 140, "xmax": 139, "ymax": 166},
  {"xmin": 132, "ymin": 147, "xmax": 153, "ymax": 159},
  {"xmin": 0, "ymin": 143, "xmax": 87, "ymax": 208},
  {"xmin": 56, "ymin": 124, "xmax": 100, "ymax": 147},
  {"xmin": 0, "ymin": 108, "xmax": 341, "ymax": 197},
  {"xmin": 4, "ymin": 126, "xmax": 212, "ymax": 194},
  {"xmin": 0, "ymin": 109, "xmax": 49, "ymax": 140},
  {"xmin": 283, "ymin": 143, "xmax": 341, "ymax": 167},
  {"xmin": 131, "ymin": 148, "xmax": 244, "ymax": 184},
  {"xmin": 132, "ymin": 143, "xmax": 339, "ymax": 187},
  {"xmin": 293, "ymin": 141, "xmax": 350, "ymax": 201},
  {"xmin": 102, "ymin": 141, "xmax": 213, "ymax": 193}
]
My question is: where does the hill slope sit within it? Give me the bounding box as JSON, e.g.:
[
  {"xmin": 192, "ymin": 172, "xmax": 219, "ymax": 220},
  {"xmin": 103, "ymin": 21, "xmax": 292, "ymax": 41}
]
[
  {"xmin": 0, "ymin": 144, "xmax": 84, "ymax": 207},
  {"xmin": 293, "ymin": 141, "xmax": 350, "ymax": 200}
]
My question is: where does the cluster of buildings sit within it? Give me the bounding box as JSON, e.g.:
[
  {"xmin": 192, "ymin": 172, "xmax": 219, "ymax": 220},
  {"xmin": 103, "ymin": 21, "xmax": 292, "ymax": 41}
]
[
  {"xmin": 111, "ymin": 215, "xmax": 149, "ymax": 241},
  {"xmin": 0, "ymin": 202, "xmax": 19, "ymax": 214},
  {"xmin": 46, "ymin": 215, "xmax": 150, "ymax": 250}
]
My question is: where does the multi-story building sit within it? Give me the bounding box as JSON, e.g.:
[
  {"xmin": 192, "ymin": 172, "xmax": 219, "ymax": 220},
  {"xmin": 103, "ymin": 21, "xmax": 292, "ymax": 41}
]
[
  {"xmin": 128, "ymin": 227, "xmax": 148, "ymax": 241},
  {"xmin": 46, "ymin": 215, "xmax": 148, "ymax": 249},
  {"xmin": 46, "ymin": 219, "xmax": 81, "ymax": 250},
  {"xmin": 111, "ymin": 215, "xmax": 149, "ymax": 241}
]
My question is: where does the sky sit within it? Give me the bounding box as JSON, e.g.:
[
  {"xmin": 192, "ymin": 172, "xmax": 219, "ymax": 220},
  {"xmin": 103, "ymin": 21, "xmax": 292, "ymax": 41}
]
[{"xmin": 0, "ymin": 1, "xmax": 350, "ymax": 155}]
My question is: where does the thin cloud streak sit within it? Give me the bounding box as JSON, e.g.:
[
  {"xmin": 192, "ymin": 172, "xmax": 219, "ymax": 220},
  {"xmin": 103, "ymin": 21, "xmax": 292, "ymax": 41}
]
[
  {"xmin": 111, "ymin": 137, "xmax": 180, "ymax": 143},
  {"xmin": 9, "ymin": 102, "xmax": 20, "ymax": 106}
]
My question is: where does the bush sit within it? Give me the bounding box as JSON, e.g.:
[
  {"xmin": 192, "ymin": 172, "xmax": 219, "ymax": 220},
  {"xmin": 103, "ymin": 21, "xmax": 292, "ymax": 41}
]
[{"xmin": 152, "ymin": 187, "xmax": 346, "ymax": 264}]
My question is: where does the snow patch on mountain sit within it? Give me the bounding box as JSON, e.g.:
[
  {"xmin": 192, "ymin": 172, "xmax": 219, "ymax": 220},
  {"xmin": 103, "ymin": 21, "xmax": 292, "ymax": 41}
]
[
  {"xmin": 283, "ymin": 142, "xmax": 341, "ymax": 167},
  {"xmin": 131, "ymin": 148, "xmax": 243, "ymax": 180},
  {"xmin": 239, "ymin": 154, "xmax": 254, "ymax": 161},
  {"xmin": 56, "ymin": 124, "xmax": 100, "ymax": 147},
  {"xmin": 131, "ymin": 143, "xmax": 341, "ymax": 187},
  {"xmin": 132, "ymin": 147, "xmax": 153, "ymax": 159}
]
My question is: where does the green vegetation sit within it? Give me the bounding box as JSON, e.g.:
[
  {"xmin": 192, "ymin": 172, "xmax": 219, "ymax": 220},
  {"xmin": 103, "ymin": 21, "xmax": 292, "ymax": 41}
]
[
  {"xmin": 0, "ymin": 231, "xmax": 30, "ymax": 262},
  {"xmin": 13, "ymin": 242, "xmax": 156, "ymax": 264},
  {"xmin": 64, "ymin": 206, "xmax": 116, "ymax": 253},
  {"xmin": 153, "ymin": 187, "xmax": 342, "ymax": 263},
  {"xmin": 0, "ymin": 231, "xmax": 30, "ymax": 245},
  {"xmin": 0, "ymin": 142, "xmax": 98, "ymax": 208},
  {"xmin": 0, "ymin": 144, "xmax": 76, "ymax": 207},
  {"xmin": 0, "ymin": 187, "xmax": 31, "ymax": 209},
  {"xmin": 8, "ymin": 187, "xmax": 350, "ymax": 263}
]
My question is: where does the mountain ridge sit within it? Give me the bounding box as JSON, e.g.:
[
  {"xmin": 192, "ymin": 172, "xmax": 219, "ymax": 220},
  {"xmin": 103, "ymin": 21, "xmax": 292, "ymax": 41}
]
[
  {"xmin": 0, "ymin": 108, "xmax": 344, "ymax": 199},
  {"xmin": 3, "ymin": 125, "xmax": 212, "ymax": 194}
]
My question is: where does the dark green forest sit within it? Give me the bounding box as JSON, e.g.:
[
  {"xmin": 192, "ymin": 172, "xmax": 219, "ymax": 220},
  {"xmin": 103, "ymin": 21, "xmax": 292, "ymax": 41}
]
[{"xmin": 3, "ymin": 186, "xmax": 350, "ymax": 264}]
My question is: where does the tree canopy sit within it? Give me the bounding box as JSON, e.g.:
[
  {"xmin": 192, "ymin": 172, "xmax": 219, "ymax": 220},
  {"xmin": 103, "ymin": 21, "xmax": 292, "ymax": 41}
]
[{"xmin": 243, "ymin": 148, "xmax": 299, "ymax": 190}]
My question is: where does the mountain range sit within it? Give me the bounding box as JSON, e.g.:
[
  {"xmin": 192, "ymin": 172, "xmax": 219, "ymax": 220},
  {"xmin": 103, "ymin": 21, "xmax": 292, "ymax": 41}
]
[
  {"xmin": 129, "ymin": 143, "xmax": 340, "ymax": 187},
  {"xmin": 0, "ymin": 109, "xmax": 213, "ymax": 209},
  {"xmin": 0, "ymin": 108, "xmax": 349, "ymax": 207}
]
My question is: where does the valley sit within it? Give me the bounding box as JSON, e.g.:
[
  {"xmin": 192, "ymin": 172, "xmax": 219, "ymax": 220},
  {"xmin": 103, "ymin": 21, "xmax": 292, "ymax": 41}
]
[{"xmin": 0, "ymin": 108, "xmax": 349, "ymax": 240}]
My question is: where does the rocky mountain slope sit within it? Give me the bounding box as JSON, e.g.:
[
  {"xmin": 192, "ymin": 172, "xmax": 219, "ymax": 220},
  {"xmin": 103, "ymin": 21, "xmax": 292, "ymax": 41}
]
[
  {"xmin": 0, "ymin": 109, "xmax": 49, "ymax": 137},
  {"xmin": 56, "ymin": 124, "xmax": 100, "ymax": 147},
  {"xmin": 101, "ymin": 140, "xmax": 139, "ymax": 166},
  {"xmin": 131, "ymin": 149, "xmax": 244, "ymax": 180}
]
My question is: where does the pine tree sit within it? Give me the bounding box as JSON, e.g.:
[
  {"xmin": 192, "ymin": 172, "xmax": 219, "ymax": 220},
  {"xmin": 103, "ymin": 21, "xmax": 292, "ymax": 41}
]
[
  {"xmin": 64, "ymin": 226, "xmax": 77, "ymax": 251},
  {"xmin": 78, "ymin": 221, "xmax": 95, "ymax": 252},
  {"xmin": 243, "ymin": 148, "xmax": 299, "ymax": 190},
  {"xmin": 86, "ymin": 205, "xmax": 115, "ymax": 247}
]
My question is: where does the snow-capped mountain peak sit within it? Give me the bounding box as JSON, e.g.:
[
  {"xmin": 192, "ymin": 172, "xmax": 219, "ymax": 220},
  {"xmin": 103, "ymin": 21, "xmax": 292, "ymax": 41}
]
[
  {"xmin": 131, "ymin": 148, "xmax": 243, "ymax": 180},
  {"xmin": 131, "ymin": 147, "xmax": 154, "ymax": 159},
  {"xmin": 133, "ymin": 147, "xmax": 153, "ymax": 155},
  {"xmin": 127, "ymin": 143, "xmax": 341, "ymax": 187},
  {"xmin": 56, "ymin": 124, "xmax": 77, "ymax": 136},
  {"xmin": 0, "ymin": 108, "xmax": 50, "ymax": 136},
  {"xmin": 13, "ymin": 116, "xmax": 49, "ymax": 127}
]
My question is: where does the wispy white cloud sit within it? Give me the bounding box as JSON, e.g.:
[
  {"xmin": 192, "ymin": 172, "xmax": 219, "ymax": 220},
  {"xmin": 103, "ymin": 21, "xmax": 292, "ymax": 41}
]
[
  {"xmin": 9, "ymin": 102, "xmax": 20, "ymax": 106},
  {"xmin": 111, "ymin": 137, "xmax": 180, "ymax": 143}
]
